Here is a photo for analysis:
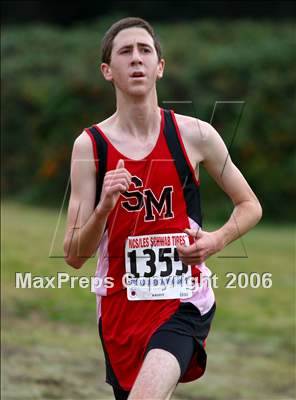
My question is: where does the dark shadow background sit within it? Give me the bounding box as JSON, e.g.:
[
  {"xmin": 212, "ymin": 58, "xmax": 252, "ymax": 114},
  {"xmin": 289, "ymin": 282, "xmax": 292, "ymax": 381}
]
[{"xmin": 2, "ymin": 0, "xmax": 296, "ymax": 25}]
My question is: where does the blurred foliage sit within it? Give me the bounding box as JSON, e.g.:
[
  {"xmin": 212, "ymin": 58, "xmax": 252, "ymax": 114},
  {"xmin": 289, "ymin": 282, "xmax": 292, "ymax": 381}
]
[{"xmin": 1, "ymin": 18, "xmax": 296, "ymax": 221}]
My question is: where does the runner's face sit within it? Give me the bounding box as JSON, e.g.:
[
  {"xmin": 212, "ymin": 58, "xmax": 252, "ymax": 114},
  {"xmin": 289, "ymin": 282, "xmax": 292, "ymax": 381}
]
[{"xmin": 101, "ymin": 27, "xmax": 164, "ymax": 96}]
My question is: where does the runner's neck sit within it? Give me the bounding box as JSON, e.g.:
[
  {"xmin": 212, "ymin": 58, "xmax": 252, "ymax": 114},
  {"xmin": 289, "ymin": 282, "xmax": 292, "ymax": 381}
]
[{"xmin": 114, "ymin": 89, "xmax": 160, "ymax": 140}]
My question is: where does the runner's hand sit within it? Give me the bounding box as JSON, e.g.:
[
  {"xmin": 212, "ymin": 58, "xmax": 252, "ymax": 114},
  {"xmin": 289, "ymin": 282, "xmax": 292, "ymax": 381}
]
[
  {"xmin": 98, "ymin": 159, "xmax": 132, "ymax": 213},
  {"xmin": 176, "ymin": 228, "xmax": 222, "ymax": 265}
]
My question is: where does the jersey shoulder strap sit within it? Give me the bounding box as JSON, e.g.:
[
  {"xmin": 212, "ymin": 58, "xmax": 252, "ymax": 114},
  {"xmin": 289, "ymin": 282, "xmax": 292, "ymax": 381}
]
[{"xmin": 162, "ymin": 109, "xmax": 202, "ymax": 226}]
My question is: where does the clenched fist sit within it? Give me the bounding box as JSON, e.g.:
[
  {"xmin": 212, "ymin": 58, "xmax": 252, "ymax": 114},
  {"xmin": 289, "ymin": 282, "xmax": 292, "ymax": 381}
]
[
  {"xmin": 176, "ymin": 228, "xmax": 223, "ymax": 265},
  {"xmin": 98, "ymin": 159, "xmax": 132, "ymax": 213}
]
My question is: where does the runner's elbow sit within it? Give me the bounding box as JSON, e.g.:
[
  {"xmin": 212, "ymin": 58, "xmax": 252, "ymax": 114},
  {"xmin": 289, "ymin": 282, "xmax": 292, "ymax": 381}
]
[
  {"xmin": 63, "ymin": 240, "xmax": 85, "ymax": 269},
  {"xmin": 253, "ymin": 198, "xmax": 263, "ymax": 223},
  {"xmin": 257, "ymin": 202, "xmax": 263, "ymax": 222},
  {"xmin": 64, "ymin": 255, "xmax": 84, "ymax": 269}
]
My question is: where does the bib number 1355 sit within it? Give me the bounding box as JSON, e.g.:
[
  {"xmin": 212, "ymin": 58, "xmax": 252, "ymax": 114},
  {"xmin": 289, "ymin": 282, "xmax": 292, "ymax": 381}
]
[
  {"xmin": 127, "ymin": 247, "xmax": 188, "ymax": 278},
  {"xmin": 124, "ymin": 233, "xmax": 193, "ymax": 300}
]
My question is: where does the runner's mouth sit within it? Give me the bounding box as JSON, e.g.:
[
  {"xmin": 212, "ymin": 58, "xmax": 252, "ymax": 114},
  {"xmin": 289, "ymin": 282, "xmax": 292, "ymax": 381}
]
[{"xmin": 130, "ymin": 72, "xmax": 145, "ymax": 78}]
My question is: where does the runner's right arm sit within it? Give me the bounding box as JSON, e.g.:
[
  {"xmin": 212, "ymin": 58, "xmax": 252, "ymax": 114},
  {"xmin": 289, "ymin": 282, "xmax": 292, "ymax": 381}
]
[{"xmin": 63, "ymin": 132, "xmax": 131, "ymax": 269}]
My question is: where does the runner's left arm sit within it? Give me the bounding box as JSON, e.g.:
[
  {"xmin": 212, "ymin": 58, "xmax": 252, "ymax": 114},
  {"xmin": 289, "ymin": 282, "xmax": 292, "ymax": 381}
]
[{"xmin": 177, "ymin": 122, "xmax": 262, "ymax": 265}]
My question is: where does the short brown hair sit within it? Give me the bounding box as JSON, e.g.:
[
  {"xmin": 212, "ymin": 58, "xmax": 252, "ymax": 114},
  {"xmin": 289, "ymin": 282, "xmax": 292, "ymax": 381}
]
[{"xmin": 101, "ymin": 17, "xmax": 162, "ymax": 64}]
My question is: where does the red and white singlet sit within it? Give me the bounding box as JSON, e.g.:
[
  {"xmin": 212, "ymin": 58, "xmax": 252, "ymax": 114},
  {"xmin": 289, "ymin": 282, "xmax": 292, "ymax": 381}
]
[{"xmin": 85, "ymin": 108, "xmax": 215, "ymax": 390}]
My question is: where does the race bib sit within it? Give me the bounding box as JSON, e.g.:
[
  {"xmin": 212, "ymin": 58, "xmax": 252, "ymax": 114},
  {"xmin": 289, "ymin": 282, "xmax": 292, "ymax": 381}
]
[{"xmin": 124, "ymin": 233, "xmax": 192, "ymax": 301}]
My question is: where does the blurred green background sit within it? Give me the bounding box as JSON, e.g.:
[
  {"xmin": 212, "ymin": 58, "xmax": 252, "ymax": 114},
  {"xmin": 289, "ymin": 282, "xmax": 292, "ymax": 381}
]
[
  {"xmin": 1, "ymin": 2, "xmax": 296, "ymax": 399},
  {"xmin": 2, "ymin": 17, "xmax": 296, "ymax": 221}
]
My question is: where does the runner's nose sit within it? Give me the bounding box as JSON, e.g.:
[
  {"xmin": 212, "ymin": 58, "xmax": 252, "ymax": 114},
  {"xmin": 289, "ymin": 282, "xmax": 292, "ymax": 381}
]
[{"xmin": 131, "ymin": 48, "xmax": 143, "ymax": 65}]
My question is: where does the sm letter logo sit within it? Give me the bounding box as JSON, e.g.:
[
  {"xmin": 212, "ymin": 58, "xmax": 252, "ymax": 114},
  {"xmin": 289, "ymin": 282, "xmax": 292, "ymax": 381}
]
[{"xmin": 121, "ymin": 176, "xmax": 174, "ymax": 222}]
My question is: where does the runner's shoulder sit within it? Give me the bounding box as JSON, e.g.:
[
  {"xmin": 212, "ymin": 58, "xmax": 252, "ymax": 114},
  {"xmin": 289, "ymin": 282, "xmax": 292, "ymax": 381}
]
[
  {"xmin": 72, "ymin": 130, "xmax": 95, "ymax": 162},
  {"xmin": 73, "ymin": 114, "xmax": 114, "ymax": 160},
  {"xmin": 173, "ymin": 113, "xmax": 216, "ymax": 145}
]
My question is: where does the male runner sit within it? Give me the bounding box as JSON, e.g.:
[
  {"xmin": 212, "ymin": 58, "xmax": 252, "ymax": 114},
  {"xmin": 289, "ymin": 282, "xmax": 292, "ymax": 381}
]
[{"xmin": 64, "ymin": 17, "xmax": 262, "ymax": 400}]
